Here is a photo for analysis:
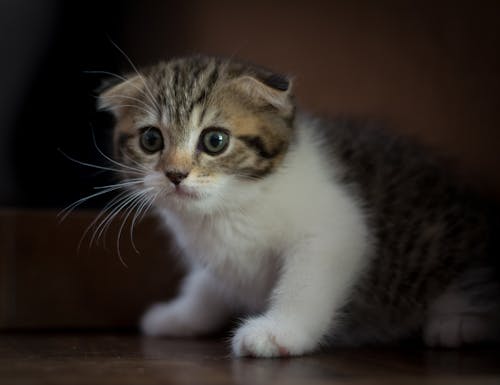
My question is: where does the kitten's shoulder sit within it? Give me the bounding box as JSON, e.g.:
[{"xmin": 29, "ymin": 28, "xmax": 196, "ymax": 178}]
[
  {"xmin": 297, "ymin": 113, "xmax": 425, "ymax": 164},
  {"xmin": 297, "ymin": 112, "xmax": 456, "ymax": 185}
]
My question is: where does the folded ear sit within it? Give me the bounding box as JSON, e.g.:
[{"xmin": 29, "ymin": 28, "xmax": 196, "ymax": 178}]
[
  {"xmin": 97, "ymin": 75, "xmax": 142, "ymax": 117},
  {"xmin": 229, "ymin": 71, "xmax": 294, "ymax": 116}
]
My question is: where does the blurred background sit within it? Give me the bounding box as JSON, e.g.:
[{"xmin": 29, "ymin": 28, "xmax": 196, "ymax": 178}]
[
  {"xmin": 1, "ymin": 0, "xmax": 500, "ymax": 329},
  {"xmin": 1, "ymin": 0, "xmax": 500, "ymax": 209}
]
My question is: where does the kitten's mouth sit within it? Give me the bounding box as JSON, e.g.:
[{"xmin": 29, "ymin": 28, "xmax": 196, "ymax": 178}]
[{"xmin": 171, "ymin": 185, "xmax": 200, "ymax": 200}]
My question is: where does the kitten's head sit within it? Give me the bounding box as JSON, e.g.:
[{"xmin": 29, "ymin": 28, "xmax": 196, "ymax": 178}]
[{"xmin": 98, "ymin": 56, "xmax": 295, "ymax": 213}]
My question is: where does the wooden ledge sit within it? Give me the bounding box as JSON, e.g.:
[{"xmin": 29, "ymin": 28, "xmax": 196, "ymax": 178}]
[{"xmin": 0, "ymin": 209, "xmax": 182, "ymax": 329}]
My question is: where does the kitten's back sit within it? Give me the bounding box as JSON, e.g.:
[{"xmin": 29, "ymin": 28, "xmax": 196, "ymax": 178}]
[{"xmin": 309, "ymin": 116, "xmax": 496, "ymax": 344}]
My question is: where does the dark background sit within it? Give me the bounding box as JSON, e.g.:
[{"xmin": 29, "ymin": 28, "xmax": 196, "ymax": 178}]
[
  {"xmin": 1, "ymin": 0, "xmax": 500, "ymax": 208},
  {"xmin": 1, "ymin": 0, "xmax": 124, "ymax": 208}
]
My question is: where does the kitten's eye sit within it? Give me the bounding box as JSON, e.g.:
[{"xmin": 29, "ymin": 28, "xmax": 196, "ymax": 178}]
[
  {"xmin": 139, "ymin": 127, "xmax": 164, "ymax": 153},
  {"xmin": 200, "ymin": 128, "xmax": 230, "ymax": 155}
]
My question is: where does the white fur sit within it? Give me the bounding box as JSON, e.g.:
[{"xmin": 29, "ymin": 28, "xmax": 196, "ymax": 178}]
[{"xmin": 141, "ymin": 120, "xmax": 372, "ymax": 357}]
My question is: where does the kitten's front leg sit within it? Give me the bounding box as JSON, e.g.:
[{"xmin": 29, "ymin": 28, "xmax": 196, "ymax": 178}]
[
  {"xmin": 141, "ymin": 268, "xmax": 233, "ymax": 337},
  {"xmin": 232, "ymin": 229, "xmax": 368, "ymax": 357}
]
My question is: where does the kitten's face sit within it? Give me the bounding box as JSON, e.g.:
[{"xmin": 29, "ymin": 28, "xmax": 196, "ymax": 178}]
[{"xmin": 99, "ymin": 57, "xmax": 295, "ymax": 213}]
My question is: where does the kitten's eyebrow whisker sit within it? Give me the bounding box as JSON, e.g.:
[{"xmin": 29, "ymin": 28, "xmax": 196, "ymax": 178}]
[
  {"xmin": 84, "ymin": 70, "xmax": 128, "ymax": 83},
  {"xmin": 87, "ymin": 69, "xmax": 160, "ymax": 115},
  {"xmin": 107, "ymin": 104, "xmax": 156, "ymax": 117},
  {"xmin": 98, "ymin": 94, "xmax": 157, "ymax": 117},
  {"xmin": 107, "ymin": 39, "xmax": 162, "ymax": 113}
]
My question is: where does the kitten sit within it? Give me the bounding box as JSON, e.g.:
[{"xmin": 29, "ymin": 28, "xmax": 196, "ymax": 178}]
[{"xmin": 98, "ymin": 55, "xmax": 500, "ymax": 357}]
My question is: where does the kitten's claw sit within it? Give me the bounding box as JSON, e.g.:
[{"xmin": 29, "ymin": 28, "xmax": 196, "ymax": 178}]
[{"xmin": 232, "ymin": 316, "xmax": 311, "ymax": 358}]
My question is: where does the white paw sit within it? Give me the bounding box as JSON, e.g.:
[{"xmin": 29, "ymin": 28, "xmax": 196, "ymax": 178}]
[
  {"xmin": 140, "ymin": 302, "xmax": 198, "ymax": 337},
  {"xmin": 424, "ymin": 314, "xmax": 494, "ymax": 348},
  {"xmin": 232, "ymin": 316, "xmax": 315, "ymax": 358}
]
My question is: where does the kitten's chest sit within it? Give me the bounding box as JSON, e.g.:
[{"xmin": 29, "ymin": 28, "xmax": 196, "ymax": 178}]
[{"xmin": 163, "ymin": 209, "xmax": 279, "ymax": 281}]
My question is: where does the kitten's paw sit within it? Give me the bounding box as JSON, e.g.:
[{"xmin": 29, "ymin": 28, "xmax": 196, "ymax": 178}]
[
  {"xmin": 140, "ymin": 302, "xmax": 198, "ymax": 337},
  {"xmin": 424, "ymin": 314, "xmax": 496, "ymax": 348},
  {"xmin": 232, "ymin": 316, "xmax": 315, "ymax": 358}
]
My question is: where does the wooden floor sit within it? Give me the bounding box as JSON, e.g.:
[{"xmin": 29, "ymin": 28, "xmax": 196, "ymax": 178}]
[{"xmin": 1, "ymin": 333, "xmax": 499, "ymax": 385}]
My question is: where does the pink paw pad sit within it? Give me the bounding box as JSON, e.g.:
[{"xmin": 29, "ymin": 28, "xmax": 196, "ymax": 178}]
[{"xmin": 270, "ymin": 335, "xmax": 290, "ymax": 357}]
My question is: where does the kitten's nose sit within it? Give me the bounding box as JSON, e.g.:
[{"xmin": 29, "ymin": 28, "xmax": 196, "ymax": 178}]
[{"xmin": 165, "ymin": 171, "xmax": 189, "ymax": 185}]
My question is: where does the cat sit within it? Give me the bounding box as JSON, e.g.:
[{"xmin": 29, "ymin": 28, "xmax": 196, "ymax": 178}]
[{"xmin": 97, "ymin": 55, "xmax": 500, "ymax": 357}]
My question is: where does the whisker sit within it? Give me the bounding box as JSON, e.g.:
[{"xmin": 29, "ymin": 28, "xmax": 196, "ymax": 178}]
[
  {"xmin": 129, "ymin": 189, "xmax": 161, "ymax": 253},
  {"xmin": 58, "ymin": 148, "xmax": 139, "ymax": 175},
  {"xmin": 93, "ymin": 188, "xmax": 153, "ymax": 250},
  {"xmin": 90, "ymin": 189, "xmax": 146, "ymax": 248},
  {"xmin": 108, "ymin": 39, "xmax": 162, "ymax": 113},
  {"xmin": 128, "ymin": 195, "xmax": 152, "ymax": 254},
  {"xmin": 89, "ymin": 127, "xmax": 148, "ymax": 174},
  {"xmin": 139, "ymin": 188, "xmax": 163, "ymax": 222},
  {"xmin": 84, "ymin": 70, "xmax": 129, "ymax": 83},
  {"xmin": 85, "ymin": 70, "xmax": 156, "ymax": 108},
  {"xmin": 107, "ymin": 103, "xmax": 156, "ymax": 117},
  {"xmin": 98, "ymin": 94, "xmax": 157, "ymax": 117},
  {"xmin": 233, "ymin": 172, "xmax": 263, "ymax": 182},
  {"xmin": 116, "ymin": 191, "xmax": 153, "ymax": 258},
  {"xmin": 77, "ymin": 189, "xmax": 131, "ymax": 253},
  {"xmin": 58, "ymin": 184, "xmax": 128, "ymax": 222},
  {"xmin": 112, "ymin": 188, "xmax": 155, "ymax": 265},
  {"xmin": 93, "ymin": 179, "xmax": 143, "ymax": 190},
  {"xmin": 120, "ymin": 151, "xmax": 151, "ymax": 172},
  {"xmin": 88, "ymin": 190, "xmax": 138, "ymax": 248}
]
